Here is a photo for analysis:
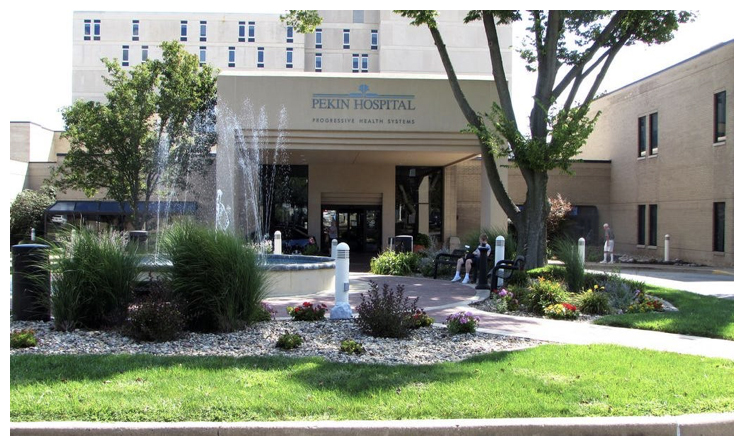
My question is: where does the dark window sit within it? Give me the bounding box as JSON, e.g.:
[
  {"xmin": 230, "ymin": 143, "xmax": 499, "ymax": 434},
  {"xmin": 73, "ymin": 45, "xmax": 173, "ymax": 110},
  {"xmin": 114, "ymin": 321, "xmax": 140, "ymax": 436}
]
[
  {"xmin": 257, "ymin": 47, "xmax": 264, "ymax": 68},
  {"xmin": 638, "ymin": 116, "xmax": 647, "ymax": 157},
  {"xmin": 371, "ymin": 30, "xmax": 378, "ymax": 50},
  {"xmin": 361, "ymin": 54, "xmax": 369, "ymax": 72},
  {"xmin": 637, "ymin": 205, "xmax": 646, "ymax": 245},
  {"xmin": 180, "ymin": 20, "xmax": 188, "ymax": 41},
  {"xmin": 714, "ymin": 91, "xmax": 726, "ymax": 142},
  {"xmin": 352, "ymin": 53, "xmax": 359, "ymax": 73},
  {"xmin": 649, "ymin": 112, "xmax": 658, "ymax": 155},
  {"xmin": 648, "ymin": 204, "xmax": 658, "ymax": 247},
  {"xmin": 238, "ymin": 21, "xmax": 245, "ymax": 42},
  {"xmin": 343, "ymin": 29, "xmax": 350, "ymax": 49},
  {"xmin": 84, "ymin": 19, "xmax": 91, "ymax": 40},
  {"xmin": 132, "ymin": 20, "xmax": 139, "ymax": 41},
  {"xmin": 200, "ymin": 20, "xmax": 207, "ymax": 42},
  {"xmin": 315, "ymin": 53, "xmax": 322, "ymax": 72},
  {"xmin": 286, "ymin": 48, "xmax": 293, "ymax": 68},
  {"xmin": 122, "ymin": 45, "xmax": 129, "ymax": 66},
  {"xmin": 286, "ymin": 26, "xmax": 293, "ymax": 43},
  {"xmin": 713, "ymin": 202, "xmax": 726, "ymax": 252},
  {"xmin": 395, "ymin": 167, "xmax": 444, "ymax": 242},
  {"xmin": 93, "ymin": 20, "xmax": 100, "ymax": 40},
  {"xmin": 315, "ymin": 29, "xmax": 322, "ymax": 48},
  {"xmin": 261, "ymin": 165, "xmax": 309, "ymax": 242},
  {"xmin": 228, "ymin": 47, "xmax": 235, "ymax": 68},
  {"xmin": 141, "ymin": 45, "xmax": 148, "ymax": 62},
  {"xmin": 199, "ymin": 46, "xmax": 206, "ymax": 66},
  {"xmin": 248, "ymin": 21, "xmax": 255, "ymax": 42}
]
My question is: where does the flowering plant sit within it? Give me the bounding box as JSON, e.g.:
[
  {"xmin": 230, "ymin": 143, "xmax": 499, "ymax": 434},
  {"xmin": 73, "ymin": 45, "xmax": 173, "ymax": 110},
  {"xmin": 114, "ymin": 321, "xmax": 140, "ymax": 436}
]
[
  {"xmin": 445, "ymin": 311, "xmax": 480, "ymax": 334},
  {"xmin": 409, "ymin": 308, "xmax": 434, "ymax": 328},
  {"xmin": 287, "ymin": 302, "xmax": 327, "ymax": 321},
  {"xmin": 626, "ymin": 291, "xmax": 665, "ymax": 313},
  {"xmin": 543, "ymin": 302, "xmax": 579, "ymax": 320},
  {"xmin": 491, "ymin": 287, "xmax": 520, "ymax": 312}
]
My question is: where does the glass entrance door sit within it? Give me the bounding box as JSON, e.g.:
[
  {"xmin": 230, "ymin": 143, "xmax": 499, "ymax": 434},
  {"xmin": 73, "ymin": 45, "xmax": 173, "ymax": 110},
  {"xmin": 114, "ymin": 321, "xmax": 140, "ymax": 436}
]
[{"xmin": 322, "ymin": 206, "xmax": 381, "ymax": 253}]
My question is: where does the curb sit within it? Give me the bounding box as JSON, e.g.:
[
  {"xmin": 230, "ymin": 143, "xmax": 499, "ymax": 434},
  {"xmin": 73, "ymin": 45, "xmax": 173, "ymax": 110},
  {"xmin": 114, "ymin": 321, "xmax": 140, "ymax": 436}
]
[{"xmin": 10, "ymin": 413, "xmax": 734, "ymax": 436}]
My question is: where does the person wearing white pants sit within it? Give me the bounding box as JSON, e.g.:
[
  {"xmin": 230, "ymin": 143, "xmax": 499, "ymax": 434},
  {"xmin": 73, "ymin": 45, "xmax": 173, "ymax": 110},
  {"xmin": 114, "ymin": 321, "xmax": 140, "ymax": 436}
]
[{"xmin": 600, "ymin": 223, "xmax": 615, "ymax": 263}]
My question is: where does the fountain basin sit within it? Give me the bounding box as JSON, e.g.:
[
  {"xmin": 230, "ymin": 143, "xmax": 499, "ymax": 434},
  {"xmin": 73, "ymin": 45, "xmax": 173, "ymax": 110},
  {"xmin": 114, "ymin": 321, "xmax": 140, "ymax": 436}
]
[
  {"xmin": 264, "ymin": 254, "xmax": 335, "ymax": 297},
  {"xmin": 137, "ymin": 254, "xmax": 335, "ymax": 298}
]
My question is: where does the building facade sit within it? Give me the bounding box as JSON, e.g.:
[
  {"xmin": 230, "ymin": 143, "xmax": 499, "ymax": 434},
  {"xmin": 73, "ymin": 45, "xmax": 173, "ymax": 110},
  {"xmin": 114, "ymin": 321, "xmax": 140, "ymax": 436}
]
[{"xmin": 570, "ymin": 41, "xmax": 734, "ymax": 266}]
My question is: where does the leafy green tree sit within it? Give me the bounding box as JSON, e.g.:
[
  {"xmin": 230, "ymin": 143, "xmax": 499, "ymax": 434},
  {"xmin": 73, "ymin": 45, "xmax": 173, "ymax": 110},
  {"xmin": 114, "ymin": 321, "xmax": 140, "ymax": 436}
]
[
  {"xmin": 284, "ymin": 10, "xmax": 693, "ymax": 268},
  {"xmin": 53, "ymin": 41, "xmax": 218, "ymax": 229},
  {"xmin": 10, "ymin": 186, "xmax": 56, "ymax": 246}
]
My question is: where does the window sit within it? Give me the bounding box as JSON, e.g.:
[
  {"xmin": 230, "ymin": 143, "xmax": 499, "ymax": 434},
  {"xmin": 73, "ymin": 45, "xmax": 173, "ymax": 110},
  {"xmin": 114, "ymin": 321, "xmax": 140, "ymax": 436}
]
[
  {"xmin": 713, "ymin": 202, "xmax": 726, "ymax": 252},
  {"xmin": 228, "ymin": 46, "xmax": 236, "ymax": 68},
  {"xmin": 141, "ymin": 45, "xmax": 149, "ymax": 62},
  {"xmin": 132, "ymin": 20, "xmax": 140, "ymax": 41},
  {"xmin": 352, "ymin": 54, "xmax": 359, "ymax": 73},
  {"xmin": 315, "ymin": 29, "xmax": 322, "ymax": 48},
  {"xmin": 361, "ymin": 54, "xmax": 369, "ymax": 73},
  {"xmin": 714, "ymin": 91, "xmax": 726, "ymax": 142},
  {"xmin": 286, "ymin": 26, "xmax": 293, "ymax": 43},
  {"xmin": 649, "ymin": 112, "xmax": 658, "ymax": 155},
  {"xmin": 343, "ymin": 29, "xmax": 350, "ymax": 49},
  {"xmin": 371, "ymin": 29, "xmax": 378, "ymax": 50},
  {"xmin": 180, "ymin": 20, "xmax": 188, "ymax": 41},
  {"xmin": 84, "ymin": 19, "xmax": 101, "ymax": 41},
  {"xmin": 238, "ymin": 21, "xmax": 245, "ymax": 42},
  {"xmin": 199, "ymin": 46, "xmax": 206, "ymax": 66},
  {"xmin": 315, "ymin": 53, "xmax": 322, "ymax": 72},
  {"xmin": 637, "ymin": 116, "xmax": 647, "ymax": 157},
  {"xmin": 286, "ymin": 48, "xmax": 293, "ymax": 68},
  {"xmin": 248, "ymin": 21, "xmax": 255, "ymax": 42},
  {"xmin": 648, "ymin": 204, "xmax": 658, "ymax": 247},
  {"xmin": 257, "ymin": 47, "xmax": 264, "ymax": 68},
  {"xmin": 353, "ymin": 10, "xmax": 364, "ymax": 23},
  {"xmin": 122, "ymin": 45, "xmax": 130, "ymax": 67},
  {"xmin": 637, "ymin": 205, "xmax": 646, "ymax": 245},
  {"xmin": 200, "ymin": 21, "xmax": 207, "ymax": 42}
]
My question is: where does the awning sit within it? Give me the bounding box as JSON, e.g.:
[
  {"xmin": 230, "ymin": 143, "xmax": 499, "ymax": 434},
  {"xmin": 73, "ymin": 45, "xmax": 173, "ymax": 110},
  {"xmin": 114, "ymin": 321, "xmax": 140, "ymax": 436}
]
[{"xmin": 46, "ymin": 200, "xmax": 198, "ymax": 216}]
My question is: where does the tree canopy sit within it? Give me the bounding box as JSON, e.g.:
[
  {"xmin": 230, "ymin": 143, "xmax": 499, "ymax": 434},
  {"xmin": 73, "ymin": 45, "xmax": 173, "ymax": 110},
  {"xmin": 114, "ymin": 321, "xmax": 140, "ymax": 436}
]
[{"xmin": 53, "ymin": 41, "xmax": 218, "ymax": 230}]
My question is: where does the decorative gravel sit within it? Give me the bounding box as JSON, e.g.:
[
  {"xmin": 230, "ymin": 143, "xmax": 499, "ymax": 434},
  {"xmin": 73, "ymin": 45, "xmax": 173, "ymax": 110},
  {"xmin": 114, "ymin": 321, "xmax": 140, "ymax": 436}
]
[{"xmin": 10, "ymin": 319, "xmax": 546, "ymax": 365}]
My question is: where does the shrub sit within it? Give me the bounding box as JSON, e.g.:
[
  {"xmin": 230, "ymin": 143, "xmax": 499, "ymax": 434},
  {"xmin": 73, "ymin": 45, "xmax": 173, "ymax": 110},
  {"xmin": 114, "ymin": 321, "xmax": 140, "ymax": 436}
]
[
  {"xmin": 11, "ymin": 329, "xmax": 38, "ymax": 349},
  {"xmin": 250, "ymin": 302, "xmax": 277, "ymax": 323},
  {"xmin": 491, "ymin": 288, "xmax": 520, "ymax": 312},
  {"xmin": 626, "ymin": 291, "xmax": 665, "ymax": 313},
  {"xmin": 10, "ymin": 187, "xmax": 55, "ymax": 247},
  {"xmin": 553, "ymin": 237, "xmax": 585, "ymax": 293},
  {"xmin": 416, "ymin": 246, "xmax": 450, "ymax": 278},
  {"xmin": 578, "ymin": 286, "xmax": 611, "ymax": 315},
  {"xmin": 276, "ymin": 332, "xmax": 303, "ymax": 350},
  {"xmin": 43, "ymin": 228, "xmax": 139, "ymax": 331},
  {"xmin": 602, "ymin": 274, "xmax": 646, "ymax": 312},
  {"xmin": 445, "ymin": 311, "xmax": 480, "ymax": 334},
  {"xmin": 125, "ymin": 279, "xmax": 185, "ymax": 342},
  {"xmin": 162, "ymin": 221, "xmax": 268, "ymax": 333},
  {"xmin": 527, "ymin": 277, "xmax": 568, "ymax": 315},
  {"xmin": 340, "ymin": 339, "xmax": 365, "ymax": 355},
  {"xmin": 302, "ymin": 244, "xmax": 320, "ymax": 256},
  {"xmin": 413, "ymin": 233, "xmax": 431, "ymax": 248},
  {"xmin": 287, "ymin": 302, "xmax": 327, "ymax": 321},
  {"xmin": 356, "ymin": 281, "xmax": 419, "ymax": 338},
  {"xmin": 544, "ymin": 303, "xmax": 579, "ymax": 320},
  {"xmin": 369, "ymin": 249, "xmax": 420, "ymax": 276}
]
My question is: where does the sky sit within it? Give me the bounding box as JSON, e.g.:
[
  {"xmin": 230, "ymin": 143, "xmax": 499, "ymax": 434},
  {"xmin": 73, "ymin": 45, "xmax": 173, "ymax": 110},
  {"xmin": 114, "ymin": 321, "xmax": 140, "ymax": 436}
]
[{"xmin": 2, "ymin": 2, "xmax": 739, "ymax": 132}]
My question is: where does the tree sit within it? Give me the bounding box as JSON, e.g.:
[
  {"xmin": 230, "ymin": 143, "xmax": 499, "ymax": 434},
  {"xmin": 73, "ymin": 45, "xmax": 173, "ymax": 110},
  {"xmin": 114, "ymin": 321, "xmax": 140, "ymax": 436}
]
[
  {"xmin": 53, "ymin": 41, "xmax": 218, "ymax": 230},
  {"xmin": 10, "ymin": 186, "xmax": 56, "ymax": 246},
  {"xmin": 394, "ymin": 10, "xmax": 693, "ymax": 269}
]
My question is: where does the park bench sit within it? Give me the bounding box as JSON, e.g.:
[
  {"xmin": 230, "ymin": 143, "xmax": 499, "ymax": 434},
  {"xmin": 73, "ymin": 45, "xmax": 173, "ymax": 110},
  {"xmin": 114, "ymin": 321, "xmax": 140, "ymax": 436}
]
[
  {"xmin": 489, "ymin": 255, "xmax": 526, "ymax": 290},
  {"xmin": 433, "ymin": 248, "xmax": 495, "ymax": 283}
]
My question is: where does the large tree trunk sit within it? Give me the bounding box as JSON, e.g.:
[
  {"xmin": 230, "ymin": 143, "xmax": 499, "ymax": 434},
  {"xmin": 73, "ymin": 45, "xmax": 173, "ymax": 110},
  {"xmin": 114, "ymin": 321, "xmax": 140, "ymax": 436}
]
[{"xmin": 516, "ymin": 169, "xmax": 549, "ymax": 270}]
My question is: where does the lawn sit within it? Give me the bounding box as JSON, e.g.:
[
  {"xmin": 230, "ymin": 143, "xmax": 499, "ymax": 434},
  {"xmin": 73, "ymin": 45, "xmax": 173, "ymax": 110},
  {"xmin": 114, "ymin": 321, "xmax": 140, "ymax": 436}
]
[{"xmin": 10, "ymin": 344, "xmax": 733, "ymax": 422}]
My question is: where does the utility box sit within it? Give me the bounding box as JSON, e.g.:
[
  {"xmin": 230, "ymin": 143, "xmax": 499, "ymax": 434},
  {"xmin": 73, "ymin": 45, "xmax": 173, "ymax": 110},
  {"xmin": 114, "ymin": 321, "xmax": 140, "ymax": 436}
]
[{"xmin": 11, "ymin": 244, "xmax": 51, "ymax": 321}]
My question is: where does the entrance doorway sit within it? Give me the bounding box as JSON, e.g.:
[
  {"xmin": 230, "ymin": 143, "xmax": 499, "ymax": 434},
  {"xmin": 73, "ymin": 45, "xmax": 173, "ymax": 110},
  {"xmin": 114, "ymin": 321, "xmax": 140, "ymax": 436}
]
[{"xmin": 322, "ymin": 206, "xmax": 382, "ymax": 271}]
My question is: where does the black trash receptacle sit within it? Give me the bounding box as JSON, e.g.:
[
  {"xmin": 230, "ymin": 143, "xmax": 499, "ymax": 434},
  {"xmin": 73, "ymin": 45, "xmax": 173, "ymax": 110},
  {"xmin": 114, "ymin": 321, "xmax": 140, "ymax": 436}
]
[{"xmin": 11, "ymin": 244, "xmax": 51, "ymax": 321}]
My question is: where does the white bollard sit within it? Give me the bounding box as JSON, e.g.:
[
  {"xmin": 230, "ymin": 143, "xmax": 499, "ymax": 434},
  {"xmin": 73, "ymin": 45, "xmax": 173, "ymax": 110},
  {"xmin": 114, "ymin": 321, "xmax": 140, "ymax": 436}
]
[
  {"xmin": 331, "ymin": 242, "xmax": 352, "ymax": 319},
  {"xmin": 578, "ymin": 237, "xmax": 586, "ymax": 267},
  {"xmin": 495, "ymin": 236, "xmax": 505, "ymax": 287},
  {"xmin": 331, "ymin": 239, "xmax": 338, "ymax": 259},
  {"xmin": 274, "ymin": 231, "xmax": 282, "ymax": 255},
  {"xmin": 664, "ymin": 234, "xmax": 670, "ymax": 262},
  {"xmin": 30, "ymin": 228, "xmax": 36, "ymax": 242}
]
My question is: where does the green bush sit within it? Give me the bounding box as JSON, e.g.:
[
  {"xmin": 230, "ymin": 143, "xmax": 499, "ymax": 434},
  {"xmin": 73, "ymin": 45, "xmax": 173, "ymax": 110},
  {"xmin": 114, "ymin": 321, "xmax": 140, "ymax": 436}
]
[
  {"xmin": 340, "ymin": 339, "xmax": 365, "ymax": 355},
  {"xmin": 162, "ymin": 221, "xmax": 268, "ymax": 333},
  {"xmin": 43, "ymin": 228, "xmax": 139, "ymax": 331},
  {"xmin": 527, "ymin": 277, "xmax": 568, "ymax": 315},
  {"xmin": 356, "ymin": 281, "xmax": 419, "ymax": 338},
  {"xmin": 276, "ymin": 332, "xmax": 303, "ymax": 350},
  {"xmin": 409, "ymin": 308, "xmax": 434, "ymax": 328},
  {"xmin": 125, "ymin": 279, "xmax": 185, "ymax": 342},
  {"xmin": 11, "ymin": 329, "xmax": 38, "ymax": 349},
  {"xmin": 369, "ymin": 249, "xmax": 420, "ymax": 276},
  {"xmin": 553, "ymin": 237, "xmax": 585, "ymax": 293},
  {"xmin": 10, "ymin": 187, "xmax": 55, "ymax": 247},
  {"xmin": 413, "ymin": 233, "xmax": 431, "ymax": 248},
  {"xmin": 445, "ymin": 311, "xmax": 480, "ymax": 334},
  {"xmin": 601, "ymin": 274, "xmax": 647, "ymax": 312},
  {"xmin": 578, "ymin": 287, "xmax": 612, "ymax": 315}
]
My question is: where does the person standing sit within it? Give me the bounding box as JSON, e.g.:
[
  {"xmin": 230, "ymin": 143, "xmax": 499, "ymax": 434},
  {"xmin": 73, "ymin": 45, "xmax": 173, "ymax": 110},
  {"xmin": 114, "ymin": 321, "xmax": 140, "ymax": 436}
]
[{"xmin": 601, "ymin": 223, "xmax": 614, "ymax": 263}]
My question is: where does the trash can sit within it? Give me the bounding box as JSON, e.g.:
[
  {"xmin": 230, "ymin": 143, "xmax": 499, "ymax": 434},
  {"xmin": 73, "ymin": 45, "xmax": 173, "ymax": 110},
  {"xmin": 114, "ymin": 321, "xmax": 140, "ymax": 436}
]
[
  {"xmin": 11, "ymin": 244, "xmax": 51, "ymax": 321},
  {"xmin": 387, "ymin": 235, "xmax": 413, "ymax": 253}
]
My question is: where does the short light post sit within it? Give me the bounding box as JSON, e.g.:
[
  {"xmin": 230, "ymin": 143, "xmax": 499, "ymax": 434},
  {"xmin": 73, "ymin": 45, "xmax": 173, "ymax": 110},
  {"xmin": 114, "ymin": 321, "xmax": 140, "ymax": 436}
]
[
  {"xmin": 274, "ymin": 231, "xmax": 282, "ymax": 255},
  {"xmin": 331, "ymin": 242, "xmax": 352, "ymax": 319},
  {"xmin": 578, "ymin": 237, "xmax": 586, "ymax": 267}
]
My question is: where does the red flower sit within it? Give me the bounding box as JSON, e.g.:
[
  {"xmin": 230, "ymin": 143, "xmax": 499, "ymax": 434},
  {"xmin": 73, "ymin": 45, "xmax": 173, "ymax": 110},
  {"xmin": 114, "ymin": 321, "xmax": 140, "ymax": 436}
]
[
  {"xmin": 303, "ymin": 302, "xmax": 311, "ymax": 307},
  {"xmin": 562, "ymin": 303, "xmax": 577, "ymax": 312}
]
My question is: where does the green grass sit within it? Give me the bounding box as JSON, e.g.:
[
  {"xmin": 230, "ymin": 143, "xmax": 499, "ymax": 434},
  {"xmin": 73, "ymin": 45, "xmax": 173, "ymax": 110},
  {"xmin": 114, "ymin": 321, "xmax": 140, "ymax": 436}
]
[
  {"xmin": 10, "ymin": 345, "xmax": 733, "ymax": 422},
  {"xmin": 593, "ymin": 286, "xmax": 734, "ymax": 340}
]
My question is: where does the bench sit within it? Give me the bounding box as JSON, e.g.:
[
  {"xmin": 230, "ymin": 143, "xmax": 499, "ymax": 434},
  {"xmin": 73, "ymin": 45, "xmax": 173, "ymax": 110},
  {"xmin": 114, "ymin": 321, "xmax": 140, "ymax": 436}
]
[
  {"xmin": 433, "ymin": 248, "xmax": 494, "ymax": 283},
  {"xmin": 489, "ymin": 255, "xmax": 526, "ymax": 290}
]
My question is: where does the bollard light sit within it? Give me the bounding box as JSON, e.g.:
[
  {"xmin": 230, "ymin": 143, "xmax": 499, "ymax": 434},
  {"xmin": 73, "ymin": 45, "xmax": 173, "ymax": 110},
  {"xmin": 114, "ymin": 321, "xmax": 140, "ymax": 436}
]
[
  {"xmin": 274, "ymin": 231, "xmax": 282, "ymax": 255},
  {"xmin": 578, "ymin": 237, "xmax": 586, "ymax": 267},
  {"xmin": 331, "ymin": 242, "xmax": 352, "ymax": 319},
  {"xmin": 331, "ymin": 239, "xmax": 338, "ymax": 259},
  {"xmin": 494, "ymin": 236, "xmax": 505, "ymax": 267},
  {"xmin": 664, "ymin": 234, "xmax": 670, "ymax": 262}
]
